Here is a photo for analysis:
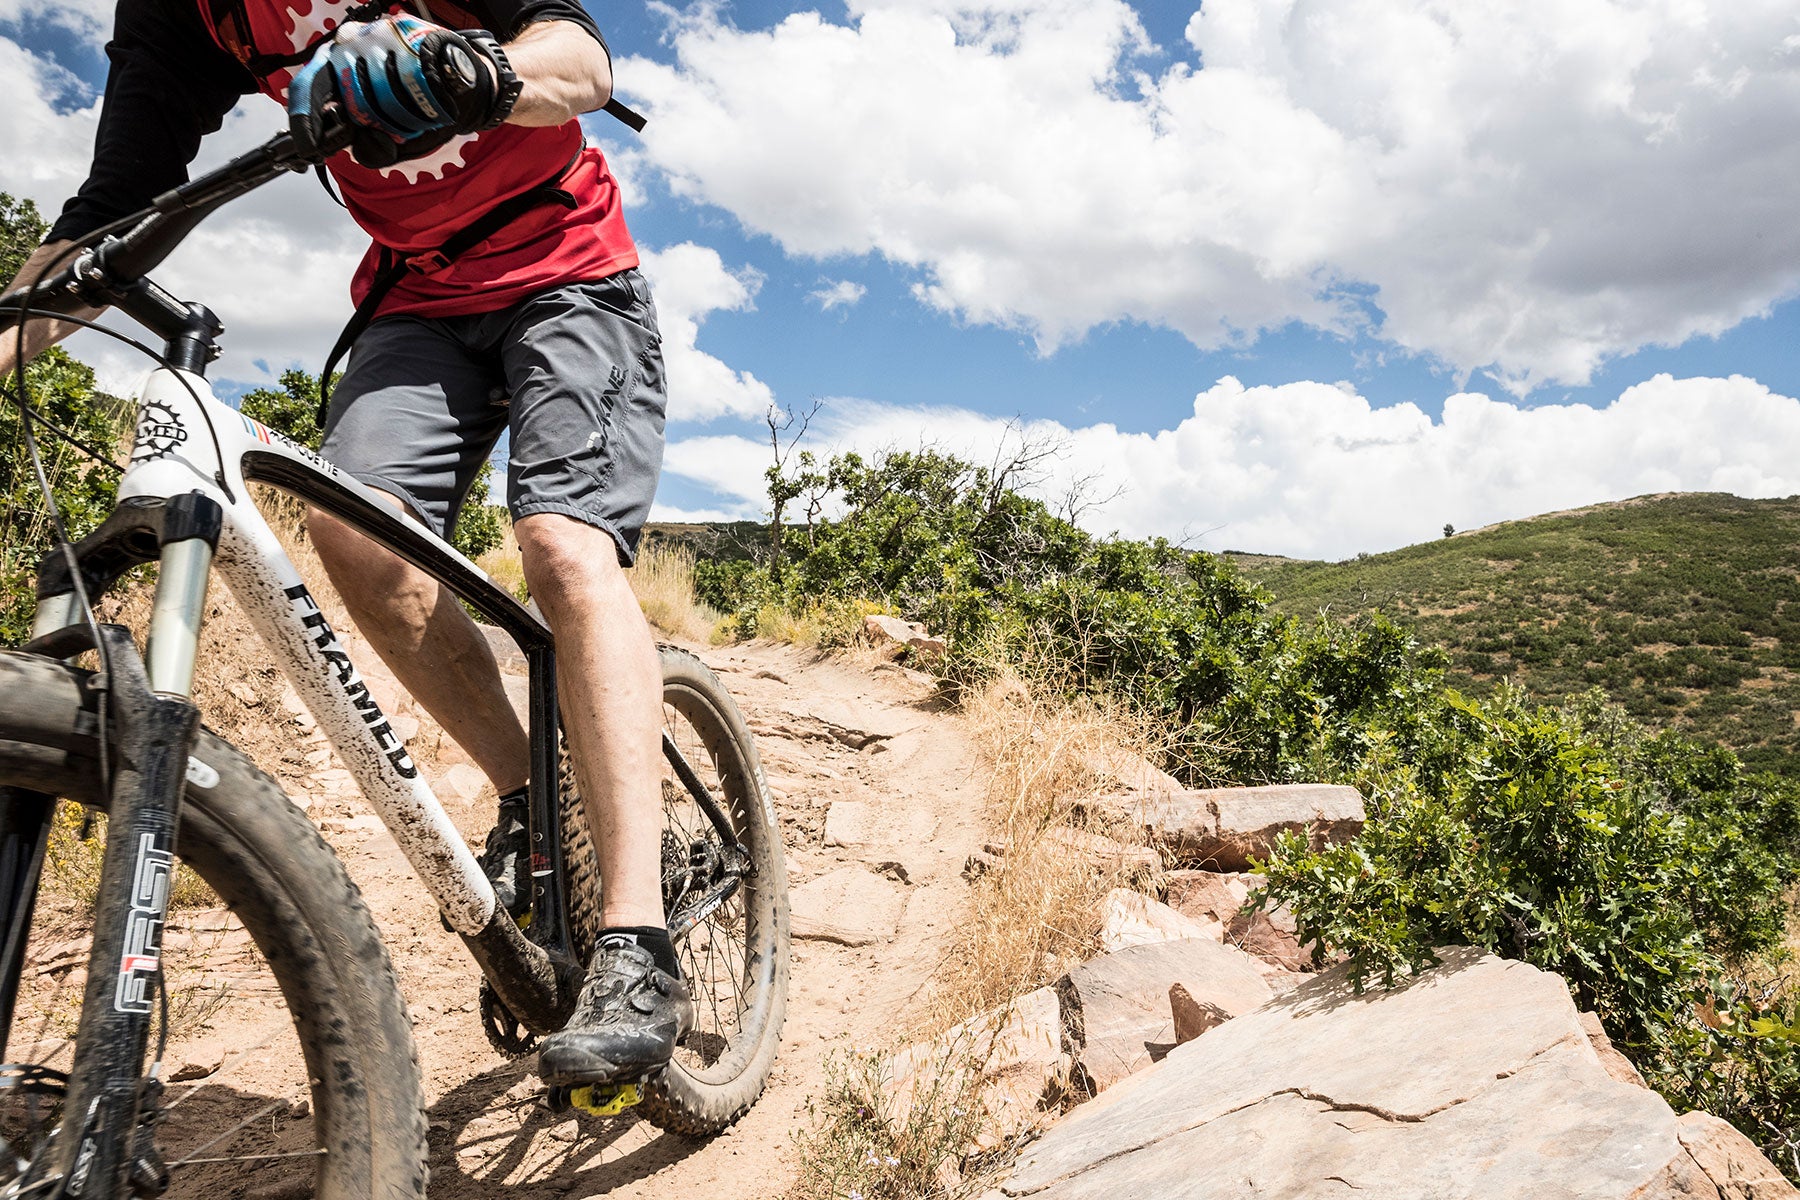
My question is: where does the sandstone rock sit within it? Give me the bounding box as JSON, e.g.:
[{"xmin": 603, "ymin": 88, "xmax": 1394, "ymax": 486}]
[
  {"xmin": 1098, "ymin": 889, "xmax": 1224, "ymax": 953},
  {"xmin": 882, "ymin": 986, "xmax": 1068, "ymax": 1152},
  {"xmin": 789, "ymin": 866, "xmax": 909, "ymax": 946},
  {"xmin": 1168, "ymin": 982, "xmax": 1230, "ymax": 1044},
  {"xmin": 1163, "ymin": 870, "xmax": 1253, "ymax": 925},
  {"xmin": 1000, "ymin": 948, "xmax": 1795, "ymax": 1199},
  {"xmin": 1114, "ymin": 783, "xmax": 1364, "ymax": 870},
  {"xmin": 1580, "ymin": 1009, "xmax": 1649, "ymax": 1089},
  {"xmin": 1675, "ymin": 1111, "xmax": 1799, "ymax": 1198},
  {"xmin": 1041, "ymin": 827, "xmax": 1162, "ymax": 876},
  {"xmin": 863, "ymin": 614, "xmax": 947, "ymax": 657},
  {"xmin": 1061, "ymin": 936, "xmax": 1271, "ymax": 1093},
  {"xmin": 168, "ymin": 1037, "xmax": 226, "ymax": 1082},
  {"xmin": 823, "ymin": 799, "xmax": 940, "ymax": 850},
  {"xmin": 1081, "ymin": 744, "xmax": 1184, "ymax": 797},
  {"xmin": 1229, "ymin": 903, "xmax": 1310, "ymax": 971},
  {"xmin": 436, "ymin": 763, "xmax": 489, "ymax": 804}
]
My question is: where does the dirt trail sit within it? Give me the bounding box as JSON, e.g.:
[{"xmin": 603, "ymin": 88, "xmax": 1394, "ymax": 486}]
[{"xmin": 81, "ymin": 635, "xmax": 990, "ymax": 1198}]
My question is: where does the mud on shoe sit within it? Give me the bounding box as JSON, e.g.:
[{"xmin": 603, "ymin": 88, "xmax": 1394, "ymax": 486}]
[{"xmin": 537, "ymin": 933, "xmax": 693, "ymax": 1087}]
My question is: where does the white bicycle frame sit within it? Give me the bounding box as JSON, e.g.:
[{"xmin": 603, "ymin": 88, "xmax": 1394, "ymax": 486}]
[{"xmin": 32, "ymin": 364, "xmax": 531, "ymax": 935}]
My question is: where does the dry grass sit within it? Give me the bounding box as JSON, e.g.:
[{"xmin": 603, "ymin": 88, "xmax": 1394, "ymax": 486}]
[
  {"xmin": 627, "ymin": 541, "xmax": 723, "ymax": 643},
  {"xmin": 925, "ymin": 671, "xmax": 1167, "ymax": 1030},
  {"xmin": 475, "ymin": 522, "xmax": 528, "ymax": 603},
  {"xmin": 790, "ymin": 670, "xmax": 1173, "ymax": 1198},
  {"xmin": 788, "ymin": 1046, "xmax": 990, "ymax": 1200}
]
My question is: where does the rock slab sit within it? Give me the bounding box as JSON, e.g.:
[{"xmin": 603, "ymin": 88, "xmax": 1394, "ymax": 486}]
[
  {"xmin": 1115, "ymin": 783, "xmax": 1364, "ymax": 870},
  {"xmin": 1097, "ymin": 888, "xmax": 1223, "ymax": 953},
  {"xmin": 883, "ymin": 986, "xmax": 1068, "ymax": 1152},
  {"xmin": 1060, "ymin": 936, "xmax": 1270, "ymax": 1093},
  {"xmin": 1001, "ymin": 948, "xmax": 1797, "ymax": 1199},
  {"xmin": 789, "ymin": 866, "xmax": 908, "ymax": 946}
]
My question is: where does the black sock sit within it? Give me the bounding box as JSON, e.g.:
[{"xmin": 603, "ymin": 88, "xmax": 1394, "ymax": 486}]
[{"xmin": 604, "ymin": 925, "xmax": 680, "ymax": 979}]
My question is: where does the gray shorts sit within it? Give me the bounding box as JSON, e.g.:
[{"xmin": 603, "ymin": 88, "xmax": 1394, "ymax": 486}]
[{"xmin": 319, "ymin": 268, "xmax": 666, "ymax": 565}]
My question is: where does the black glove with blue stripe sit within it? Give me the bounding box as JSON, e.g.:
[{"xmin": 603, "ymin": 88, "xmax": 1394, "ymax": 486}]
[{"xmin": 288, "ymin": 15, "xmax": 520, "ymax": 167}]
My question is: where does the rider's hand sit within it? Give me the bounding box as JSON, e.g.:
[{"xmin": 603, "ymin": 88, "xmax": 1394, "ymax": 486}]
[{"xmin": 287, "ymin": 15, "xmax": 519, "ymax": 167}]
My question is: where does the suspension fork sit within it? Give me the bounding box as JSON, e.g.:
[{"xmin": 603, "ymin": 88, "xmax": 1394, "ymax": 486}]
[{"xmin": 15, "ymin": 501, "xmax": 218, "ymax": 1196}]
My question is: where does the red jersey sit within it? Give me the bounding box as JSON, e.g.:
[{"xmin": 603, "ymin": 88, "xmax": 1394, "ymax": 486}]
[{"xmin": 197, "ymin": 0, "xmax": 639, "ymax": 318}]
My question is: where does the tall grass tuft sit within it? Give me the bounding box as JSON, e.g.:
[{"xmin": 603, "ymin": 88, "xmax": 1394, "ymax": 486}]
[{"xmin": 627, "ymin": 541, "xmax": 724, "ymax": 643}]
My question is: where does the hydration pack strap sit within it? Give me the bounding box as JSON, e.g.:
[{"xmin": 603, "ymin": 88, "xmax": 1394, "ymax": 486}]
[{"xmin": 314, "ymin": 153, "xmax": 581, "ymax": 424}]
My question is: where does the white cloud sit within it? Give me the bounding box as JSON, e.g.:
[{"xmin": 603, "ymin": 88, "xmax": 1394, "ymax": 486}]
[
  {"xmin": 657, "ymin": 374, "xmax": 1800, "ymax": 560},
  {"xmin": 636, "ymin": 242, "xmax": 775, "ymax": 422},
  {"xmin": 810, "ymin": 279, "xmax": 867, "ymax": 311},
  {"xmin": 0, "ymin": 0, "xmax": 110, "ymax": 45},
  {"xmin": 625, "ymin": 0, "xmax": 1800, "ymax": 391}
]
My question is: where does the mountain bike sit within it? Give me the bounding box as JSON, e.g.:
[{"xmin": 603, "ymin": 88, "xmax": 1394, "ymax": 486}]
[{"xmin": 0, "ymin": 122, "xmax": 789, "ymax": 1198}]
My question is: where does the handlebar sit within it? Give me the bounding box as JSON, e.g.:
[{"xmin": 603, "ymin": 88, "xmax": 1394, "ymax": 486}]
[{"xmin": 1, "ymin": 118, "xmax": 356, "ymax": 332}]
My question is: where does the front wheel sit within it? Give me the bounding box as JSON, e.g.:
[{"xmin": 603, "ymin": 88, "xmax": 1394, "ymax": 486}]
[
  {"xmin": 0, "ymin": 651, "xmax": 426, "ymax": 1199},
  {"xmin": 558, "ymin": 646, "xmax": 790, "ymax": 1136}
]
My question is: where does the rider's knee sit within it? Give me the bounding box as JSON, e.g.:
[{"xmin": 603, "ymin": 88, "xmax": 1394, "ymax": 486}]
[{"xmin": 514, "ymin": 514, "xmax": 623, "ymax": 612}]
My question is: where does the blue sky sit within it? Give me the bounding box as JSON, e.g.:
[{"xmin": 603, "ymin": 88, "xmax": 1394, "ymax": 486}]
[{"xmin": 5, "ymin": 0, "xmax": 1800, "ymax": 558}]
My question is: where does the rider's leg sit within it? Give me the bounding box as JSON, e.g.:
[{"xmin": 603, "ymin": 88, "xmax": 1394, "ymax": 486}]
[
  {"xmin": 511, "ymin": 513, "xmax": 664, "ymax": 928},
  {"xmin": 308, "ymin": 494, "xmax": 529, "ymax": 794},
  {"xmin": 490, "ymin": 269, "xmax": 690, "ymax": 1084}
]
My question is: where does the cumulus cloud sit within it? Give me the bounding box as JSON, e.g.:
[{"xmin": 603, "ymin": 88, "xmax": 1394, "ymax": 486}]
[
  {"xmin": 0, "ymin": 0, "xmax": 111, "ymax": 45},
  {"xmin": 624, "ymin": 0, "xmax": 1800, "ymax": 391},
  {"xmin": 810, "ymin": 279, "xmax": 867, "ymax": 311},
  {"xmin": 658, "ymin": 374, "xmax": 1800, "ymax": 560},
  {"xmin": 636, "ymin": 242, "xmax": 775, "ymax": 422}
]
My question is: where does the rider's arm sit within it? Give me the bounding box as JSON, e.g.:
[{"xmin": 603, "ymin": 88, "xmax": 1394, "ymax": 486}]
[
  {"xmin": 469, "ymin": 1, "xmax": 615, "ymax": 125},
  {"xmin": 2, "ymin": 0, "xmax": 248, "ymax": 377},
  {"xmin": 0, "ymin": 242, "xmax": 99, "ymax": 378},
  {"xmin": 502, "ymin": 20, "xmax": 614, "ymax": 127}
]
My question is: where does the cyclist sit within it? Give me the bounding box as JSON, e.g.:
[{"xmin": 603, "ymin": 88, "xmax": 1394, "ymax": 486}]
[{"xmin": 0, "ymin": 0, "xmax": 689, "ymax": 1089}]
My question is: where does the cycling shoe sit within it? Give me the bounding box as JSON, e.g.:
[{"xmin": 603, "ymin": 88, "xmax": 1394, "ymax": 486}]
[{"xmin": 537, "ymin": 933, "xmax": 692, "ymax": 1086}]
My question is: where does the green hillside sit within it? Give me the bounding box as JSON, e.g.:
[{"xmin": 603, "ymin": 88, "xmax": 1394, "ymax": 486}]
[{"xmin": 1234, "ymin": 493, "xmax": 1800, "ymax": 776}]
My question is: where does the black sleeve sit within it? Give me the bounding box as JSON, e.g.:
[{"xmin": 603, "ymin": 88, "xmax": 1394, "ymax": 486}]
[
  {"xmin": 463, "ymin": 0, "xmax": 608, "ymax": 60},
  {"xmin": 46, "ymin": 0, "xmax": 253, "ymax": 244}
]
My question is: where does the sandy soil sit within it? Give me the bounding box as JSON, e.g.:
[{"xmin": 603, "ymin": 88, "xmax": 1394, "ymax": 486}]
[{"xmin": 14, "ymin": 635, "xmax": 987, "ymax": 1199}]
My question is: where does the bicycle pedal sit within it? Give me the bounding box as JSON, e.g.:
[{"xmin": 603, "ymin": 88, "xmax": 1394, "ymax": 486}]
[{"xmin": 564, "ymin": 1082, "xmax": 642, "ymax": 1118}]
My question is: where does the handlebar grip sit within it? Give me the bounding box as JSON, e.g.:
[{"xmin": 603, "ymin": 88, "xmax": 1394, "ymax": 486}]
[{"xmin": 0, "ymin": 266, "xmax": 89, "ymax": 331}]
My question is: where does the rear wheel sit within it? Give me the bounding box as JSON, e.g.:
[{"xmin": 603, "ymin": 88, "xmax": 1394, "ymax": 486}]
[
  {"xmin": 0, "ymin": 651, "xmax": 426, "ymax": 1198},
  {"xmin": 558, "ymin": 645, "xmax": 789, "ymax": 1136}
]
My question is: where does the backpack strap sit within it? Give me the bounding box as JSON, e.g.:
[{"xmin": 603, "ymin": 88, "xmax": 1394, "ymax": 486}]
[{"xmin": 314, "ymin": 154, "xmax": 581, "ymax": 425}]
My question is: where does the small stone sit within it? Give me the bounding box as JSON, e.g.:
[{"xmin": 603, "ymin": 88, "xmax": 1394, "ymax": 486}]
[
  {"xmin": 963, "ymin": 851, "xmax": 1001, "ymax": 880},
  {"xmin": 389, "ymin": 713, "xmax": 421, "ymax": 743},
  {"xmin": 227, "ymin": 682, "xmax": 257, "ymax": 706},
  {"xmin": 1170, "ymin": 982, "xmax": 1230, "ymax": 1044},
  {"xmin": 245, "ymin": 1176, "xmax": 311, "ymax": 1200},
  {"xmin": 168, "ymin": 1038, "xmax": 227, "ymax": 1082}
]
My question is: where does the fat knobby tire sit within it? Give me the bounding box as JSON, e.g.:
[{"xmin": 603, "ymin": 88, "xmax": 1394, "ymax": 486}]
[{"xmin": 0, "ymin": 650, "xmax": 427, "ymax": 1199}]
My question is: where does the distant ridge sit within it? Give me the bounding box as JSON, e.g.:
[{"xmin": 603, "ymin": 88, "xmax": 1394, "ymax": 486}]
[{"xmin": 1234, "ymin": 493, "xmax": 1800, "ymax": 776}]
